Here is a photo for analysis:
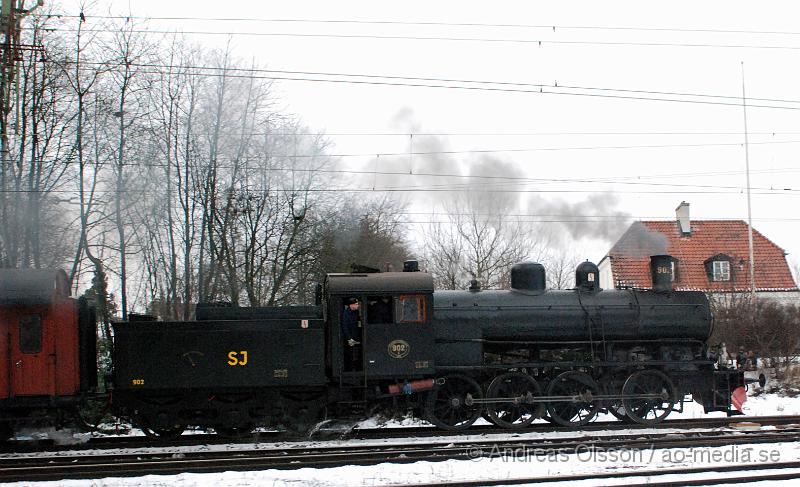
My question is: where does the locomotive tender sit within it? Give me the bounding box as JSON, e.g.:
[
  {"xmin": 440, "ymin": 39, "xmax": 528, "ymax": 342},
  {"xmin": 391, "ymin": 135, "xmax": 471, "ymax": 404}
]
[{"xmin": 0, "ymin": 255, "xmax": 747, "ymax": 439}]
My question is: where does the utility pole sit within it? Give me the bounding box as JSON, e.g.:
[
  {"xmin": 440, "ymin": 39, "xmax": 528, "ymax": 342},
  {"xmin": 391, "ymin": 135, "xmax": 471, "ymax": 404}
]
[
  {"xmin": 0, "ymin": 0, "xmax": 44, "ymax": 266},
  {"xmin": 740, "ymin": 62, "xmax": 757, "ymax": 300},
  {"xmin": 1, "ymin": 0, "xmax": 44, "ymax": 146}
]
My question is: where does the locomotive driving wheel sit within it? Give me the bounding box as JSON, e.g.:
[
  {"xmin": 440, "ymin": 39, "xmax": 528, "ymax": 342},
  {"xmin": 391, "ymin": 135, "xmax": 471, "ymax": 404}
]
[
  {"xmin": 600, "ymin": 370, "xmax": 634, "ymax": 423},
  {"xmin": 621, "ymin": 369, "xmax": 676, "ymax": 426},
  {"xmin": 486, "ymin": 372, "xmax": 544, "ymax": 429},
  {"xmin": 545, "ymin": 371, "xmax": 600, "ymax": 427},
  {"xmin": 425, "ymin": 374, "xmax": 483, "ymax": 430}
]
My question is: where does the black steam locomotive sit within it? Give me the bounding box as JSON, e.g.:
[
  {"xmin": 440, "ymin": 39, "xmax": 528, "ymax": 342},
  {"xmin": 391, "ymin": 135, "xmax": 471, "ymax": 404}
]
[{"xmin": 110, "ymin": 255, "xmax": 747, "ymax": 437}]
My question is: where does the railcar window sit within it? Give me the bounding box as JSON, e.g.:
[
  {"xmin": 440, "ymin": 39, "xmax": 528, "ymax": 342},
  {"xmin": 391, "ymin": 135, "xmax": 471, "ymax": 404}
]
[
  {"xmin": 19, "ymin": 315, "xmax": 42, "ymax": 354},
  {"xmin": 399, "ymin": 295, "xmax": 426, "ymax": 323}
]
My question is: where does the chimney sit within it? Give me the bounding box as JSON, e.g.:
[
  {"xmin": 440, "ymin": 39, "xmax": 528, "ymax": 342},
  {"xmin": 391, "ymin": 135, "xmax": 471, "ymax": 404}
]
[{"xmin": 676, "ymin": 201, "xmax": 690, "ymax": 236}]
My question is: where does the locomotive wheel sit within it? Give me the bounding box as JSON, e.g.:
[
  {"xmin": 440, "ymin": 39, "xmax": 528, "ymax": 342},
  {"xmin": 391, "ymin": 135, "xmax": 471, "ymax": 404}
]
[
  {"xmin": 136, "ymin": 413, "xmax": 185, "ymax": 440},
  {"xmin": 75, "ymin": 396, "xmax": 112, "ymax": 432},
  {"xmin": 486, "ymin": 372, "xmax": 544, "ymax": 429},
  {"xmin": 607, "ymin": 402, "xmax": 633, "ymax": 423},
  {"xmin": 545, "ymin": 371, "xmax": 599, "ymax": 427},
  {"xmin": 215, "ymin": 424, "xmax": 254, "ymax": 438},
  {"xmin": 0, "ymin": 422, "xmax": 12, "ymax": 442},
  {"xmin": 425, "ymin": 374, "xmax": 483, "ymax": 430},
  {"xmin": 600, "ymin": 371, "xmax": 633, "ymax": 424},
  {"xmin": 622, "ymin": 370, "xmax": 676, "ymax": 426},
  {"xmin": 139, "ymin": 423, "xmax": 186, "ymax": 440}
]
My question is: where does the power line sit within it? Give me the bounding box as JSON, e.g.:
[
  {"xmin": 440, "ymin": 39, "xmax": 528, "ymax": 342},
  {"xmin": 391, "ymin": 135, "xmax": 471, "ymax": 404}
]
[
  {"xmin": 44, "ymin": 14, "xmax": 800, "ymax": 39},
  {"xmin": 61, "ymin": 64, "xmax": 800, "ymax": 111},
  {"xmin": 9, "ymin": 161, "xmax": 800, "ymax": 198},
  {"xmin": 66, "ymin": 138, "xmax": 799, "ymax": 158},
  {"xmin": 58, "ymin": 159, "xmax": 798, "ymax": 193},
  {"xmin": 36, "ymin": 26, "xmax": 800, "ymax": 51},
  {"xmin": 2, "ymin": 188, "xmax": 798, "ymax": 196},
  {"xmin": 398, "ymin": 212, "xmax": 800, "ymax": 222},
  {"xmin": 73, "ymin": 60, "xmax": 800, "ymax": 106},
  {"xmin": 65, "ymin": 131, "xmax": 800, "ymax": 137}
]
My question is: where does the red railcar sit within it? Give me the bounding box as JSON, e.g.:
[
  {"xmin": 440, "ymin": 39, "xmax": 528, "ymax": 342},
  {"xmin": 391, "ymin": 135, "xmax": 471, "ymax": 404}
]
[{"xmin": 0, "ymin": 269, "xmax": 96, "ymax": 439}]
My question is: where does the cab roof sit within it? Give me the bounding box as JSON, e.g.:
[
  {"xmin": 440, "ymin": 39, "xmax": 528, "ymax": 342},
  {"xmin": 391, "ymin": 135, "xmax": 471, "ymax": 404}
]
[{"xmin": 325, "ymin": 272, "xmax": 434, "ymax": 295}]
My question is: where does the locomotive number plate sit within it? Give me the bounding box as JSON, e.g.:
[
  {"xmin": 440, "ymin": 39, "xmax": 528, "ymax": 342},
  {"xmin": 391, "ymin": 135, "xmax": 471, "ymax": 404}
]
[{"xmin": 388, "ymin": 339, "xmax": 410, "ymax": 359}]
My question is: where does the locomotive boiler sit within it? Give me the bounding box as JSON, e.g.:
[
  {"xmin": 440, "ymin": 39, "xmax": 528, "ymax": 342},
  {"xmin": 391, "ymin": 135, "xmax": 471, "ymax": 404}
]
[{"xmin": 427, "ymin": 256, "xmax": 726, "ymax": 429}]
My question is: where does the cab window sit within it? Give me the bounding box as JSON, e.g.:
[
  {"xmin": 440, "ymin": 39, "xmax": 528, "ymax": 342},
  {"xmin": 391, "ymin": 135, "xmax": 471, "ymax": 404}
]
[
  {"xmin": 19, "ymin": 315, "xmax": 42, "ymax": 354},
  {"xmin": 367, "ymin": 296, "xmax": 393, "ymax": 324},
  {"xmin": 399, "ymin": 295, "xmax": 426, "ymax": 323}
]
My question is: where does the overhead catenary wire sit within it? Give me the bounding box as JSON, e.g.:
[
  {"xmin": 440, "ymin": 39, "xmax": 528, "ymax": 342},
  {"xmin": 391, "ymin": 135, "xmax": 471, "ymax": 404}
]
[
  {"xmin": 50, "ymin": 60, "xmax": 800, "ymax": 111},
  {"xmin": 41, "ymin": 13, "xmax": 800, "ymax": 39},
  {"xmin": 19, "ymin": 158, "xmax": 798, "ymax": 193},
  {"xmin": 34, "ymin": 25, "xmax": 800, "ymax": 52},
  {"xmin": 65, "ymin": 60, "xmax": 800, "ymax": 107}
]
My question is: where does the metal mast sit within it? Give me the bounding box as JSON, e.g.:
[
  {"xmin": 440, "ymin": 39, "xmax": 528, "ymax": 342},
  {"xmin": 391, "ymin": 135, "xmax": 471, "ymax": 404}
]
[{"xmin": 740, "ymin": 62, "xmax": 756, "ymax": 299}]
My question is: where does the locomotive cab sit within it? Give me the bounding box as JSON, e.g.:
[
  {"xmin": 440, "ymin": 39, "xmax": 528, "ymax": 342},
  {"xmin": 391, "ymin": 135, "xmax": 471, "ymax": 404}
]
[{"xmin": 325, "ymin": 271, "xmax": 436, "ymax": 382}]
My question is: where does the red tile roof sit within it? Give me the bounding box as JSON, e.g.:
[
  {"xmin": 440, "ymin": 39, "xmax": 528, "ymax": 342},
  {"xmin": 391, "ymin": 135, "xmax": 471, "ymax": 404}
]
[{"xmin": 605, "ymin": 220, "xmax": 798, "ymax": 292}]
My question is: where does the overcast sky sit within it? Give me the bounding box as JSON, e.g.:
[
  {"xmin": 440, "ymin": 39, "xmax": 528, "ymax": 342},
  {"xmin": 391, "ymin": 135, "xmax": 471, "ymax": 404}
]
[{"xmin": 75, "ymin": 0, "xmax": 800, "ymax": 276}]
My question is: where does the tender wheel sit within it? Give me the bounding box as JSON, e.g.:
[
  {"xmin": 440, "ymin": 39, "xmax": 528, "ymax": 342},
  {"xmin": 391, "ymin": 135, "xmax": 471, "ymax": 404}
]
[
  {"xmin": 139, "ymin": 424, "xmax": 185, "ymax": 440},
  {"xmin": 486, "ymin": 372, "xmax": 544, "ymax": 429},
  {"xmin": 215, "ymin": 424, "xmax": 254, "ymax": 438},
  {"xmin": 0, "ymin": 422, "xmax": 13, "ymax": 442},
  {"xmin": 546, "ymin": 371, "xmax": 599, "ymax": 427},
  {"xmin": 136, "ymin": 413, "xmax": 185, "ymax": 440},
  {"xmin": 622, "ymin": 369, "xmax": 676, "ymax": 426},
  {"xmin": 425, "ymin": 374, "xmax": 483, "ymax": 430},
  {"xmin": 75, "ymin": 396, "xmax": 112, "ymax": 432}
]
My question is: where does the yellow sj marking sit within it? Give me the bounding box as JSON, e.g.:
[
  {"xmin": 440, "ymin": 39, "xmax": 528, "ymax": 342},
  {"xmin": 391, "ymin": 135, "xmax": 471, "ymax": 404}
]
[{"xmin": 227, "ymin": 351, "xmax": 249, "ymax": 366}]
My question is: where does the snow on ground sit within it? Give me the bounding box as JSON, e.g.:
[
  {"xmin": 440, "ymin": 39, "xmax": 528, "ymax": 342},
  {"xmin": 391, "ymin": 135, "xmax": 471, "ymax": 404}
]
[
  {"xmin": 5, "ymin": 441, "xmax": 800, "ymax": 487},
  {"xmin": 3, "ymin": 383, "xmax": 800, "ymax": 486}
]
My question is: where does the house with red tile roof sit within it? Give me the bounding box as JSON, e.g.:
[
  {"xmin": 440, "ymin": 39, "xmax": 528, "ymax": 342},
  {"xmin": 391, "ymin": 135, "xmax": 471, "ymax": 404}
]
[{"xmin": 598, "ymin": 202, "xmax": 799, "ymax": 303}]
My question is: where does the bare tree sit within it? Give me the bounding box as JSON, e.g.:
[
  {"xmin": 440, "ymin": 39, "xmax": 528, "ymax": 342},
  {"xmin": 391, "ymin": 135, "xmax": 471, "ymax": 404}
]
[
  {"xmin": 0, "ymin": 13, "xmax": 74, "ymax": 269},
  {"xmin": 544, "ymin": 248, "xmax": 582, "ymax": 290},
  {"xmin": 423, "ymin": 220, "xmax": 463, "ymax": 290},
  {"xmin": 57, "ymin": 12, "xmax": 109, "ymax": 291},
  {"xmin": 103, "ymin": 19, "xmax": 153, "ymax": 320},
  {"xmin": 423, "ymin": 190, "xmax": 549, "ymax": 290}
]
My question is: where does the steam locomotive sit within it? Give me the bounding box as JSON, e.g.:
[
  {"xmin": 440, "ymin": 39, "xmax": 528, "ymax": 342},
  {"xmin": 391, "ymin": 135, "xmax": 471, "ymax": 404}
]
[{"xmin": 0, "ymin": 255, "xmax": 747, "ymax": 439}]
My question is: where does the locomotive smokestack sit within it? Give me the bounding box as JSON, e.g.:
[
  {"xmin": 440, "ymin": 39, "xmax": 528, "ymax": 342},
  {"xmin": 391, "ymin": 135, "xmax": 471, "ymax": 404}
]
[
  {"xmin": 510, "ymin": 262, "xmax": 546, "ymax": 295},
  {"xmin": 403, "ymin": 260, "xmax": 419, "ymax": 272},
  {"xmin": 650, "ymin": 255, "xmax": 675, "ymax": 292}
]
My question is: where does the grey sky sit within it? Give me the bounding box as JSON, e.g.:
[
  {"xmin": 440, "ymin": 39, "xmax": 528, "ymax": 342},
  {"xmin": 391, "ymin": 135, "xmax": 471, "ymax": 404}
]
[{"xmin": 83, "ymin": 0, "xmax": 800, "ymax": 273}]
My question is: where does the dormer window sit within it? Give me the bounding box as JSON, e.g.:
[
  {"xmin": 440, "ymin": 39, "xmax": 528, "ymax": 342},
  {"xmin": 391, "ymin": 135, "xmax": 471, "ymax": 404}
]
[{"xmin": 705, "ymin": 254, "xmax": 733, "ymax": 282}]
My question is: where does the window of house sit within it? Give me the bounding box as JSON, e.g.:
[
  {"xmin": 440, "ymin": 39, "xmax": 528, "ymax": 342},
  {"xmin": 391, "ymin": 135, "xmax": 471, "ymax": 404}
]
[
  {"xmin": 399, "ymin": 295, "xmax": 426, "ymax": 323},
  {"xmin": 19, "ymin": 315, "xmax": 42, "ymax": 354},
  {"xmin": 712, "ymin": 260, "xmax": 731, "ymax": 282}
]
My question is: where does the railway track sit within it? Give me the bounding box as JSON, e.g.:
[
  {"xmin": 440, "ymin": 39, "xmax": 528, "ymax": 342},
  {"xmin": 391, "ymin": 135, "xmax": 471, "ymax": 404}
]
[
  {"xmin": 2, "ymin": 422, "xmax": 799, "ymax": 482},
  {"xmin": 406, "ymin": 461, "xmax": 800, "ymax": 487},
  {"xmin": 4, "ymin": 414, "xmax": 800, "ymax": 453}
]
